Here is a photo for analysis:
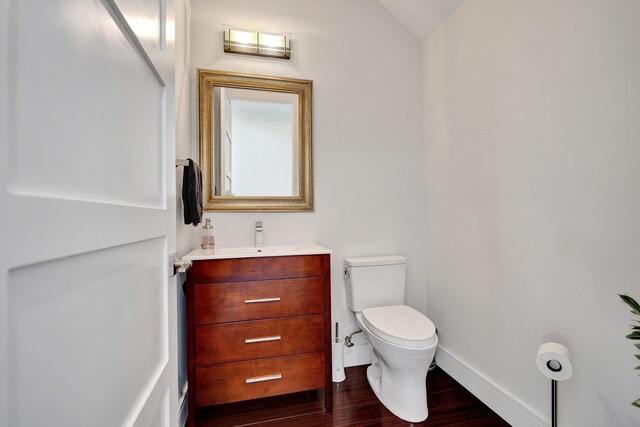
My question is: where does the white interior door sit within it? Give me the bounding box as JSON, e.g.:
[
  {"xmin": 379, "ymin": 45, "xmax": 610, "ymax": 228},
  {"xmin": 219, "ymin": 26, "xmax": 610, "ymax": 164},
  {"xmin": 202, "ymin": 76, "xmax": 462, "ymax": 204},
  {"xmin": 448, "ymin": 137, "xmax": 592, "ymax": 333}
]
[{"xmin": 0, "ymin": 0, "xmax": 178, "ymax": 425}]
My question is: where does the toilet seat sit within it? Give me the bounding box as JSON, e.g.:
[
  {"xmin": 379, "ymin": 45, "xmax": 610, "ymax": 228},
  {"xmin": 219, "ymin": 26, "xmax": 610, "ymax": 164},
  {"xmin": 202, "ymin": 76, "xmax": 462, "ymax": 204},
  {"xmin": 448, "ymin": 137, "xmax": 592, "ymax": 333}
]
[{"xmin": 361, "ymin": 305, "xmax": 436, "ymax": 348}]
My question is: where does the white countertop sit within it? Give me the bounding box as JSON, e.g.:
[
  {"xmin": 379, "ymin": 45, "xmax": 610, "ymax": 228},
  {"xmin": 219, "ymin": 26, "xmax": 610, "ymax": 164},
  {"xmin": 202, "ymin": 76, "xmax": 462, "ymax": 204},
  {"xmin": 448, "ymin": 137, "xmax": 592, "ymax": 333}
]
[{"xmin": 182, "ymin": 243, "xmax": 332, "ymax": 261}]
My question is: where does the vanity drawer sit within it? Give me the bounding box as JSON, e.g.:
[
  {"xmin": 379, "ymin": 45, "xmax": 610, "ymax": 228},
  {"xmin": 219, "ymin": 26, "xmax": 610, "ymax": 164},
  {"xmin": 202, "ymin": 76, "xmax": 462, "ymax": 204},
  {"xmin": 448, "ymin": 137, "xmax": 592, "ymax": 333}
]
[
  {"xmin": 195, "ymin": 352, "xmax": 325, "ymax": 407},
  {"xmin": 195, "ymin": 277, "xmax": 324, "ymax": 324},
  {"xmin": 196, "ymin": 315, "xmax": 324, "ymax": 365},
  {"xmin": 193, "ymin": 255, "xmax": 324, "ymax": 283}
]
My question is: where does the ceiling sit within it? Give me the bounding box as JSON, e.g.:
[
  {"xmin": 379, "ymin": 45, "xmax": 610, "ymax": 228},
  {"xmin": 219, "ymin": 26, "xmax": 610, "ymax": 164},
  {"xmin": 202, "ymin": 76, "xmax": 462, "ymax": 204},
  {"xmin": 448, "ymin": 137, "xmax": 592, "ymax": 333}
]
[{"xmin": 376, "ymin": 0, "xmax": 465, "ymax": 41}]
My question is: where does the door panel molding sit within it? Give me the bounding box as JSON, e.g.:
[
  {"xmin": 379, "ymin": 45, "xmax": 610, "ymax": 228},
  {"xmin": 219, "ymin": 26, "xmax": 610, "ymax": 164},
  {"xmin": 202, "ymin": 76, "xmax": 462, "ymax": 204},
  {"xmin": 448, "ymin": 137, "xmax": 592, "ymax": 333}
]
[
  {"xmin": 7, "ymin": 0, "xmax": 167, "ymax": 208},
  {"xmin": 7, "ymin": 238, "xmax": 169, "ymax": 426}
]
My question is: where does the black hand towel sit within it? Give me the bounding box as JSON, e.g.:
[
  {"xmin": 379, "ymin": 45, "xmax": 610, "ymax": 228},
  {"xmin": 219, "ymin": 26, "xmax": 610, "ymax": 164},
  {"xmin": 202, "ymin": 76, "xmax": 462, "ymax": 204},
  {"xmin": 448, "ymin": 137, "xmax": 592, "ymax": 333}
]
[{"xmin": 182, "ymin": 158, "xmax": 203, "ymax": 226}]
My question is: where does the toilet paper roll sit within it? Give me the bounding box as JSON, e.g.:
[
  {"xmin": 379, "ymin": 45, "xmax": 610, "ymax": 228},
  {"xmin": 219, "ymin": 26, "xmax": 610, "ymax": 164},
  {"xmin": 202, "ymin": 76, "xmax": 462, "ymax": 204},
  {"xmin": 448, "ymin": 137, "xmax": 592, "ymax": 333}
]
[
  {"xmin": 536, "ymin": 342, "xmax": 573, "ymax": 381},
  {"xmin": 332, "ymin": 337, "xmax": 346, "ymax": 383}
]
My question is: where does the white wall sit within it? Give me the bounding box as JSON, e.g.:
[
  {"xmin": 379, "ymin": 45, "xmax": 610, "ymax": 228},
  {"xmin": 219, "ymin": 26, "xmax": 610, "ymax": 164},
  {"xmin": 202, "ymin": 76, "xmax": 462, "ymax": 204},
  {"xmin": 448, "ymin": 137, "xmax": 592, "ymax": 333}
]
[
  {"xmin": 423, "ymin": 1, "xmax": 640, "ymax": 425},
  {"xmin": 190, "ymin": 0, "xmax": 427, "ymax": 365},
  {"xmin": 176, "ymin": 0, "xmax": 199, "ymax": 254},
  {"xmin": 174, "ymin": 0, "xmax": 196, "ymax": 419}
]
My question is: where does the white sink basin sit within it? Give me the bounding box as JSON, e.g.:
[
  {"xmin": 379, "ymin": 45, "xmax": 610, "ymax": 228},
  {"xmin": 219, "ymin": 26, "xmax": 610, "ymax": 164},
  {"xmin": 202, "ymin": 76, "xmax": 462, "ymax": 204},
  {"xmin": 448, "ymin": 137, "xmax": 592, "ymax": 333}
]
[
  {"xmin": 183, "ymin": 243, "xmax": 332, "ymax": 261},
  {"xmin": 216, "ymin": 245, "xmax": 297, "ymax": 255}
]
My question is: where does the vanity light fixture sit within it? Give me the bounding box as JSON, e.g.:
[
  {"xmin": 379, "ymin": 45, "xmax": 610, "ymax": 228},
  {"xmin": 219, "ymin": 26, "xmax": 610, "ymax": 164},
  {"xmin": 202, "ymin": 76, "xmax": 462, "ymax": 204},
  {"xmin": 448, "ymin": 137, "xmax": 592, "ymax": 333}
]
[{"xmin": 223, "ymin": 26, "xmax": 291, "ymax": 60}]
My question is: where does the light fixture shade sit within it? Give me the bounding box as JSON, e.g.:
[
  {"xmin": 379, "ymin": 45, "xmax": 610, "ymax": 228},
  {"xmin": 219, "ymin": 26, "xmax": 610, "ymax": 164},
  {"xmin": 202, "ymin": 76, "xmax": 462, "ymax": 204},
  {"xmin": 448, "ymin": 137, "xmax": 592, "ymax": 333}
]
[{"xmin": 223, "ymin": 26, "xmax": 291, "ymax": 60}]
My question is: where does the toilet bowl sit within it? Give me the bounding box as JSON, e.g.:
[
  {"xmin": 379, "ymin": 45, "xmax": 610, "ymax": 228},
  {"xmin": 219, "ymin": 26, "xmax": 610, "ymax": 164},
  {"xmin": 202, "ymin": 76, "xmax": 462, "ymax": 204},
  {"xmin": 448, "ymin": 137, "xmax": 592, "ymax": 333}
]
[
  {"xmin": 344, "ymin": 255, "xmax": 438, "ymax": 423},
  {"xmin": 355, "ymin": 306, "xmax": 437, "ymax": 423}
]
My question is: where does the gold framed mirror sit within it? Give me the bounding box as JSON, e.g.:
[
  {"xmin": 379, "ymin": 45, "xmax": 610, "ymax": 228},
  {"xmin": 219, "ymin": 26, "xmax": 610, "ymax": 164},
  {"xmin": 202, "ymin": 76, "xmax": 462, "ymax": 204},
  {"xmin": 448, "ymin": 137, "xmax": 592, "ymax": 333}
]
[{"xmin": 198, "ymin": 69, "xmax": 313, "ymax": 211}]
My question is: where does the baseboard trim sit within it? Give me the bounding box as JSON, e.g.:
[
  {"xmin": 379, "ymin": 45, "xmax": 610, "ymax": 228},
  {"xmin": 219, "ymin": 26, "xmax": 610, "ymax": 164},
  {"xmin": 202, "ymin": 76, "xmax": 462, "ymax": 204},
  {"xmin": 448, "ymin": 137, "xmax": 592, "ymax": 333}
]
[{"xmin": 436, "ymin": 346, "xmax": 548, "ymax": 427}]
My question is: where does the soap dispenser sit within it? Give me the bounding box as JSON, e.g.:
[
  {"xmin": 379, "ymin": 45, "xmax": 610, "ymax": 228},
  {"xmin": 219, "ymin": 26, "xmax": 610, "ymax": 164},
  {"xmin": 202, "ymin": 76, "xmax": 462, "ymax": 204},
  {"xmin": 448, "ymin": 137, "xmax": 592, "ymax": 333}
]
[{"xmin": 201, "ymin": 218, "xmax": 215, "ymax": 249}]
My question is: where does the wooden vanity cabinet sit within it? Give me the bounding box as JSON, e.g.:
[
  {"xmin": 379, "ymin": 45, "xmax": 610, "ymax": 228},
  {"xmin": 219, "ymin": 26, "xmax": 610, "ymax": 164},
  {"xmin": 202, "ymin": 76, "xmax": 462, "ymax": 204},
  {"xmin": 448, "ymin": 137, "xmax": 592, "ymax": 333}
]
[{"xmin": 185, "ymin": 254, "xmax": 332, "ymax": 426}]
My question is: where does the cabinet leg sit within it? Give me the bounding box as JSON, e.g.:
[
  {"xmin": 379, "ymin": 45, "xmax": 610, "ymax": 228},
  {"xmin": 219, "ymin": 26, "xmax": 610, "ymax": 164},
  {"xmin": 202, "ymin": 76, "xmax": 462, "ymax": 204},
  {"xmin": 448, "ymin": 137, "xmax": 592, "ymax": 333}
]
[{"xmin": 325, "ymin": 385, "xmax": 333, "ymax": 412}]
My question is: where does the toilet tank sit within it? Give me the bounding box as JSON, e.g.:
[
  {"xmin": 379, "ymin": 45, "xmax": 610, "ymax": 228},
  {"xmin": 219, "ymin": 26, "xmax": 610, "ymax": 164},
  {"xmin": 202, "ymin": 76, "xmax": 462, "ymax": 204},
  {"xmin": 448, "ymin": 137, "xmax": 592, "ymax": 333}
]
[{"xmin": 344, "ymin": 255, "xmax": 406, "ymax": 312}]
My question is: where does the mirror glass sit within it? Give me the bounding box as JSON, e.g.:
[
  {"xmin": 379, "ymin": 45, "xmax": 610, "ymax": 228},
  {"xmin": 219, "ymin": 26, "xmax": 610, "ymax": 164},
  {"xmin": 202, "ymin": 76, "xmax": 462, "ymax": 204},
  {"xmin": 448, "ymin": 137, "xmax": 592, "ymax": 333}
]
[
  {"xmin": 198, "ymin": 70, "xmax": 313, "ymax": 211},
  {"xmin": 213, "ymin": 88, "xmax": 298, "ymax": 197}
]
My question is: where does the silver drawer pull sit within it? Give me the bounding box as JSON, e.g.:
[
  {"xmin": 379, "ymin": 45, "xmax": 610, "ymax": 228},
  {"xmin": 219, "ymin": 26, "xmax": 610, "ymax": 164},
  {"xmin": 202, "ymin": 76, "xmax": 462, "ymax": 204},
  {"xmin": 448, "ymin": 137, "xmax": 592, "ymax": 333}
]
[
  {"xmin": 245, "ymin": 335, "xmax": 281, "ymax": 344},
  {"xmin": 245, "ymin": 373, "xmax": 282, "ymax": 384},
  {"xmin": 244, "ymin": 297, "xmax": 281, "ymax": 304}
]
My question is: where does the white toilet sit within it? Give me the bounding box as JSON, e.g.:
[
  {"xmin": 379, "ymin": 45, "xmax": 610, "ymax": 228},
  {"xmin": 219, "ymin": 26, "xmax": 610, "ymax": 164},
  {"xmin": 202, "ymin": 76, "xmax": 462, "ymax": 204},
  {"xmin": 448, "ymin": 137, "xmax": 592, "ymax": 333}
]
[{"xmin": 344, "ymin": 255, "xmax": 438, "ymax": 423}]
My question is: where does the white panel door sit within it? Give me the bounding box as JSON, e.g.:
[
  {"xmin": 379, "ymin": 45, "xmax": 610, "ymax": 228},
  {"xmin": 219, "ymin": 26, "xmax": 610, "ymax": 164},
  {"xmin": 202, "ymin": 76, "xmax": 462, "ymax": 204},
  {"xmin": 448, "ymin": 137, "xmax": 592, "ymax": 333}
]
[{"xmin": 0, "ymin": 0, "xmax": 178, "ymax": 425}]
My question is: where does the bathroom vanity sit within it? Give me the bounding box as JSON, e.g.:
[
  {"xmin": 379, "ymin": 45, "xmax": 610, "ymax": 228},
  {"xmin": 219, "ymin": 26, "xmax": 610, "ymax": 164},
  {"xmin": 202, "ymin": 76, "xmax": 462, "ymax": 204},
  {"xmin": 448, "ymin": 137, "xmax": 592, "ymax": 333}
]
[{"xmin": 182, "ymin": 244, "xmax": 332, "ymax": 426}]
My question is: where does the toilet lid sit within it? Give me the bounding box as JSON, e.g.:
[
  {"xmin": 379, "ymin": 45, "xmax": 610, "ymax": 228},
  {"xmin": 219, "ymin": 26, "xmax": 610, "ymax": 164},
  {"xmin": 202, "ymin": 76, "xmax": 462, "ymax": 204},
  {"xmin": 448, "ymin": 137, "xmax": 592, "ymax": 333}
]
[{"xmin": 361, "ymin": 305, "xmax": 437, "ymax": 348}]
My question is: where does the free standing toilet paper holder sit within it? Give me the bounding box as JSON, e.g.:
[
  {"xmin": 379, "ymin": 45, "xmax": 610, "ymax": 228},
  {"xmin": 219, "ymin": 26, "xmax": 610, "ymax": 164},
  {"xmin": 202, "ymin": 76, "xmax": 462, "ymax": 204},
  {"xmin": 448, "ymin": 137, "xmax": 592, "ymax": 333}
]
[
  {"xmin": 537, "ymin": 342, "xmax": 573, "ymax": 427},
  {"xmin": 550, "ymin": 376, "xmax": 558, "ymax": 427},
  {"xmin": 548, "ymin": 358, "xmax": 567, "ymax": 426},
  {"xmin": 544, "ymin": 358, "xmax": 563, "ymax": 427}
]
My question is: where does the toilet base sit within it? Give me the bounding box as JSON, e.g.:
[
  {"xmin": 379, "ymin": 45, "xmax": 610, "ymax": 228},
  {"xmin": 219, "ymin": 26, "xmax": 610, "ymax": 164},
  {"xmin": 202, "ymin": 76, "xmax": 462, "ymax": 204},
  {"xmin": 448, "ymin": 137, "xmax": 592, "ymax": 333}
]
[
  {"xmin": 356, "ymin": 313, "xmax": 437, "ymax": 423},
  {"xmin": 365, "ymin": 359, "xmax": 429, "ymax": 423},
  {"xmin": 366, "ymin": 362, "xmax": 382, "ymax": 394}
]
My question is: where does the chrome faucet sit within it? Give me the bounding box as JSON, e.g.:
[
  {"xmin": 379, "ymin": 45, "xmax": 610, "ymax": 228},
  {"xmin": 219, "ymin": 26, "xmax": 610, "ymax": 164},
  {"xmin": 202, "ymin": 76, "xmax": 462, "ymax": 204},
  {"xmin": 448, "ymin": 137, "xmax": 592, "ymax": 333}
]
[{"xmin": 255, "ymin": 221, "xmax": 263, "ymax": 247}]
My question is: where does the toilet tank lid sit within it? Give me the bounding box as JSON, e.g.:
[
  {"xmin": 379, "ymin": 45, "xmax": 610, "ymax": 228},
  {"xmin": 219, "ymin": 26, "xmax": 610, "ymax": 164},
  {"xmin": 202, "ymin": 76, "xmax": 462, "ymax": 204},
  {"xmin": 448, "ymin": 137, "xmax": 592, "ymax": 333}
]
[{"xmin": 344, "ymin": 255, "xmax": 406, "ymax": 267}]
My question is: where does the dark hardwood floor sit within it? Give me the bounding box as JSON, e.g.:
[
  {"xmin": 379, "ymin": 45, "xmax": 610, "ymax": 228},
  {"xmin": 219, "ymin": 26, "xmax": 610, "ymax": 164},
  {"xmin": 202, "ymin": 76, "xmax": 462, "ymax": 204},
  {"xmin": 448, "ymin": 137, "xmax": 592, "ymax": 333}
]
[{"xmin": 196, "ymin": 365, "xmax": 511, "ymax": 426}]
